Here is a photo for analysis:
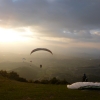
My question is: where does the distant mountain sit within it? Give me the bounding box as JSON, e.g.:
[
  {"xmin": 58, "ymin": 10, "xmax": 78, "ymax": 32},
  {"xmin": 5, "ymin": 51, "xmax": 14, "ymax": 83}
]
[
  {"xmin": 0, "ymin": 61, "xmax": 31, "ymax": 71},
  {"xmin": 10, "ymin": 66, "xmax": 39, "ymax": 80},
  {"xmin": 0, "ymin": 58, "xmax": 100, "ymax": 83}
]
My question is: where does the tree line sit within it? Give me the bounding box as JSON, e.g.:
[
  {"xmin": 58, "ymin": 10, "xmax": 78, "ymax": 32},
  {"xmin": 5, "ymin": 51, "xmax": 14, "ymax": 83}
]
[
  {"xmin": 0, "ymin": 70, "xmax": 69, "ymax": 84},
  {"xmin": 0, "ymin": 70, "xmax": 27, "ymax": 82},
  {"xmin": 33, "ymin": 77, "xmax": 69, "ymax": 84}
]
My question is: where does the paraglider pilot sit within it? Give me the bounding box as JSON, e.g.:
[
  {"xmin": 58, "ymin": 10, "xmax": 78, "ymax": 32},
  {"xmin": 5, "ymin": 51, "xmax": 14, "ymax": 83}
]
[
  {"xmin": 82, "ymin": 73, "xmax": 88, "ymax": 82},
  {"xmin": 40, "ymin": 64, "xmax": 42, "ymax": 68}
]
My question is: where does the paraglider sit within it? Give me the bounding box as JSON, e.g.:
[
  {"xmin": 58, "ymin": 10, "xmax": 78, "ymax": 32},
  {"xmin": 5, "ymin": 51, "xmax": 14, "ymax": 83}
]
[
  {"xmin": 30, "ymin": 48, "xmax": 53, "ymax": 55},
  {"xmin": 23, "ymin": 58, "xmax": 26, "ymax": 60},
  {"xmin": 30, "ymin": 48, "xmax": 53, "ymax": 68},
  {"xmin": 40, "ymin": 64, "xmax": 42, "ymax": 68},
  {"xmin": 30, "ymin": 61, "xmax": 32, "ymax": 66},
  {"xmin": 22, "ymin": 58, "xmax": 26, "ymax": 62}
]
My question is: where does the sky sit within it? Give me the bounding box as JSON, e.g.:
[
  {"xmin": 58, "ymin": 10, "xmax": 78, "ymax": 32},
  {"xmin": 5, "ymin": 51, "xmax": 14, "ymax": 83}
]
[{"xmin": 0, "ymin": 0, "xmax": 100, "ymax": 57}]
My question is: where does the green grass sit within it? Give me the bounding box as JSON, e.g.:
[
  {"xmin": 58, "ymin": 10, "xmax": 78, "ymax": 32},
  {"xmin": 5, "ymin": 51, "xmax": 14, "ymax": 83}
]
[{"xmin": 0, "ymin": 77, "xmax": 100, "ymax": 100}]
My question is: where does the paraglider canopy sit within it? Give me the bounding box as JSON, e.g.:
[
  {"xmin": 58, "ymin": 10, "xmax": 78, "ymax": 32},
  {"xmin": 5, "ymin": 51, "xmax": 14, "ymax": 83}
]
[
  {"xmin": 30, "ymin": 48, "xmax": 53, "ymax": 55},
  {"xmin": 22, "ymin": 58, "xmax": 26, "ymax": 62}
]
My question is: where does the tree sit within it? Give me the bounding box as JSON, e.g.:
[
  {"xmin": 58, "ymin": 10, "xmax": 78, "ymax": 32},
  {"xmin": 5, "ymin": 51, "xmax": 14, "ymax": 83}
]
[{"xmin": 8, "ymin": 71, "xmax": 19, "ymax": 80}]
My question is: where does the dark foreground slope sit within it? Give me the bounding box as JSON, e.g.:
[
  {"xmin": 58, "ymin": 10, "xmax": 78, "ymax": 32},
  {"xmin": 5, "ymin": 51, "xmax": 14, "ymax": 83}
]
[{"xmin": 0, "ymin": 76, "xmax": 100, "ymax": 100}]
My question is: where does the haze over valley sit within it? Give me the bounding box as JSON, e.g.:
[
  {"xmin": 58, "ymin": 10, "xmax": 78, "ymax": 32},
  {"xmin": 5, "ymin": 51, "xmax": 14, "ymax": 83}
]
[{"xmin": 0, "ymin": 0, "xmax": 100, "ymax": 83}]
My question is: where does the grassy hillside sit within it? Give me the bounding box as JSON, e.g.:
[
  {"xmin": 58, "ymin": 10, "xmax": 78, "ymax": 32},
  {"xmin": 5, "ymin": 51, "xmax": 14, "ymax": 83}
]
[{"xmin": 0, "ymin": 76, "xmax": 100, "ymax": 100}]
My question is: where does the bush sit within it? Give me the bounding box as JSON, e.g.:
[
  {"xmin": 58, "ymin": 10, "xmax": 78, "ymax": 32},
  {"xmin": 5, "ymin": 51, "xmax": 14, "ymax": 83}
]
[
  {"xmin": 49, "ymin": 77, "xmax": 59, "ymax": 84},
  {"xmin": 40, "ymin": 79, "xmax": 49, "ymax": 84},
  {"xmin": 0, "ymin": 70, "xmax": 27, "ymax": 82},
  {"xmin": 28, "ymin": 80, "xmax": 33, "ymax": 83},
  {"xmin": 33, "ymin": 80, "xmax": 40, "ymax": 84},
  {"xmin": 18, "ymin": 77, "xmax": 27, "ymax": 82},
  {"xmin": 60, "ymin": 79, "xmax": 69, "ymax": 84},
  {"xmin": 8, "ymin": 71, "xmax": 19, "ymax": 80},
  {"xmin": 0, "ymin": 70, "xmax": 8, "ymax": 77}
]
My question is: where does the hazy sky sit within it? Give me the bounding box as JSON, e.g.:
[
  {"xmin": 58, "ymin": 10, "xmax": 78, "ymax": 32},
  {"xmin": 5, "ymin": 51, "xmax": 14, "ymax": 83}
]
[{"xmin": 0, "ymin": 0, "xmax": 100, "ymax": 56}]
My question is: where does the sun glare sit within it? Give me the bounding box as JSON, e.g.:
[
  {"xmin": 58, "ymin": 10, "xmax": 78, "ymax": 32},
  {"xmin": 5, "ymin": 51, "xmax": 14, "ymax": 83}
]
[{"xmin": 0, "ymin": 28, "xmax": 31, "ymax": 43}]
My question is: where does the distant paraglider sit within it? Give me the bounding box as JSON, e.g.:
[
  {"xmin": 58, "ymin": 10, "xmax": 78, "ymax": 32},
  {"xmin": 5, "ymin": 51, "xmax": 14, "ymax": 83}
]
[
  {"xmin": 30, "ymin": 60, "xmax": 32, "ymax": 66},
  {"xmin": 22, "ymin": 58, "xmax": 26, "ymax": 62},
  {"xmin": 30, "ymin": 48, "xmax": 53, "ymax": 55},
  {"xmin": 30, "ymin": 61, "xmax": 32, "ymax": 63},
  {"xmin": 40, "ymin": 64, "xmax": 42, "ymax": 68},
  {"xmin": 23, "ymin": 58, "xmax": 26, "ymax": 60},
  {"xmin": 23, "ymin": 58, "xmax": 26, "ymax": 59}
]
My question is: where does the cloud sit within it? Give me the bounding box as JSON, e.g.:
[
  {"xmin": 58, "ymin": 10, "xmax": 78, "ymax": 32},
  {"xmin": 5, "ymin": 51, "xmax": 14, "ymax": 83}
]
[
  {"xmin": 12, "ymin": 0, "xmax": 18, "ymax": 2},
  {"xmin": 0, "ymin": 0, "xmax": 100, "ymax": 43},
  {"xmin": 0, "ymin": 0, "xmax": 99, "ymax": 28}
]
